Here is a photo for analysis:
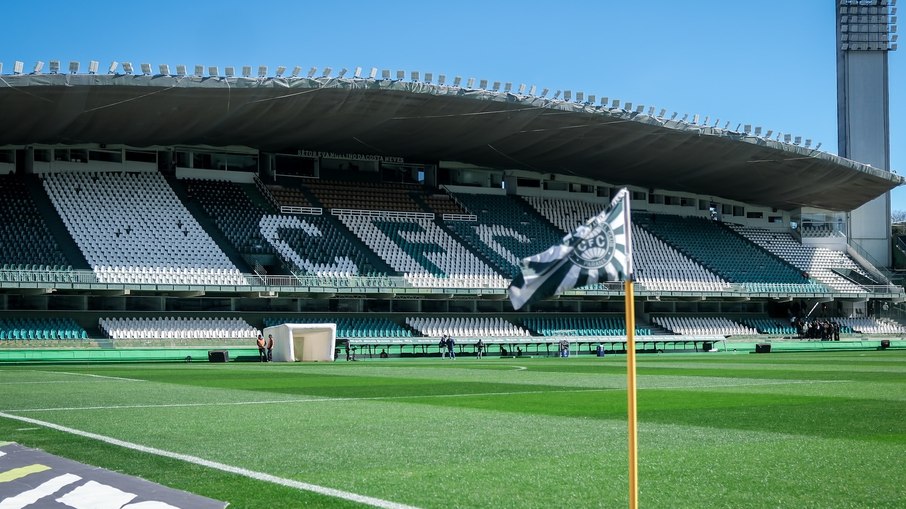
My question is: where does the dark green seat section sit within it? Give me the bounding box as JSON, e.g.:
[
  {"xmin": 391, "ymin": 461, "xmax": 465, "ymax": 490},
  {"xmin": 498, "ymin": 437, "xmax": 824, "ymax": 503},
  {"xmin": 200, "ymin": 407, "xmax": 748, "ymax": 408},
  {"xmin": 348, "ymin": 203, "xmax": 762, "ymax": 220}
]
[
  {"xmin": 0, "ymin": 317, "xmax": 88, "ymax": 340},
  {"xmin": 634, "ymin": 214, "xmax": 827, "ymax": 292},
  {"xmin": 523, "ymin": 316, "xmax": 651, "ymax": 337},
  {"xmin": 273, "ymin": 214, "xmax": 389, "ymax": 277},
  {"xmin": 0, "ymin": 174, "xmax": 69, "ymax": 269},
  {"xmin": 742, "ymin": 318, "xmax": 797, "ymax": 335},
  {"xmin": 184, "ymin": 179, "xmax": 274, "ymax": 256},
  {"xmin": 263, "ymin": 316, "xmax": 412, "ymax": 338},
  {"xmin": 446, "ymin": 193, "xmax": 563, "ymax": 277}
]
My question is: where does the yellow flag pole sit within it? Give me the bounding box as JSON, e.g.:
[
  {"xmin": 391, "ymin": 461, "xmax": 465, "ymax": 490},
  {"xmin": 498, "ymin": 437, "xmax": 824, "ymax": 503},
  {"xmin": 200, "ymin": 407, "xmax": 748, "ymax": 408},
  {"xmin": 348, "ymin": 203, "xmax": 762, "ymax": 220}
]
[{"xmin": 624, "ymin": 278, "xmax": 638, "ymax": 509}]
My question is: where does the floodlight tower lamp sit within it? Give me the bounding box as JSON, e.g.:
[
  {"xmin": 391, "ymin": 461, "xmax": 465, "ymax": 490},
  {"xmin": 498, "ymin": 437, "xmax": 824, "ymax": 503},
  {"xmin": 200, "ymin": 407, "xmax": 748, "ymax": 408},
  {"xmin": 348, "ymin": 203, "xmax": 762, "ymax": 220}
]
[
  {"xmin": 504, "ymin": 82, "xmax": 512, "ymax": 93},
  {"xmin": 765, "ymin": 130, "xmax": 773, "ymax": 139},
  {"xmin": 529, "ymin": 85, "xmax": 537, "ymax": 96},
  {"xmin": 670, "ymin": 112, "xmax": 678, "ymax": 120},
  {"xmin": 69, "ymin": 61, "xmax": 80, "ymax": 74},
  {"xmin": 612, "ymin": 99, "xmax": 620, "ymax": 108},
  {"xmin": 50, "ymin": 60, "xmax": 61, "ymax": 74},
  {"xmin": 562, "ymin": 90, "xmax": 571, "ymax": 101},
  {"xmin": 744, "ymin": 124, "xmax": 751, "ymax": 134},
  {"xmin": 176, "ymin": 64, "xmax": 187, "ymax": 77},
  {"xmin": 518, "ymin": 83, "xmax": 526, "ymax": 95},
  {"xmin": 648, "ymin": 106, "xmax": 655, "ymax": 116},
  {"xmin": 88, "ymin": 61, "xmax": 99, "ymax": 74},
  {"xmin": 658, "ymin": 108, "xmax": 667, "ymax": 118},
  {"xmin": 815, "ymin": 142, "xmax": 822, "ymax": 150},
  {"xmin": 369, "ymin": 67, "xmax": 378, "ymax": 79},
  {"xmin": 578, "ymin": 92, "xmax": 586, "ymax": 103},
  {"xmin": 159, "ymin": 64, "xmax": 170, "ymax": 76},
  {"xmin": 794, "ymin": 136, "xmax": 802, "ymax": 145},
  {"xmin": 33, "ymin": 61, "xmax": 44, "ymax": 74},
  {"xmin": 309, "ymin": 67, "xmax": 319, "ymax": 78},
  {"xmin": 466, "ymin": 77, "xmax": 475, "ymax": 88},
  {"xmin": 140, "ymin": 63, "xmax": 151, "ymax": 75},
  {"xmin": 424, "ymin": 72, "xmax": 432, "ymax": 83},
  {"xmin": 241, "ymin": 66, "xmax": 251, "ymax": 77},
  {"xmin": 552, "ymin": 90, "xmax": 561, "ymax": 99},
  {"xmin": 353, "ymin": 66, "xmax": 362, "ymax": 78},
  {"xmin": 322, "ymin": 67, "xmax": 332, "ymax": 77},
  {"xmin": 225, "ymin": 66, "xmax": 235, "ymax": 77},
  {"xmin": 681, "ymin": 113, "xmax": 689, "ymax": 122},
  {"xmin": 438, "ymin": 74, "xmax": 447, "ymax": 85},
  {"xmin": 396, "ymin": 70, "xmax": 404, "ymax": 80},
  {"xmin": 291, "ymin": 66, "xmax": 302, "ymax": 77},
  {"xmin": 338, "ymin": 68, "xmax": 347, "ymax": 78},
  {"xmin": 479, "ymin": 79, "xmax": 488, "ymax": 89},
  {"xmin": 724, "ymin": 121, "xmax": 731, "ymax": 129},
  {"xmin": 276, "ymin": 66, "xmax": 286, "ymax": 77},
  {"xmin": 453, "ymin": 76, "xmax": 462, "ymax": 87},
  {"xmin": 208, "ymin": 66, "xmax": 219, "ymax": 77},
  {"xmin": 121, "ymin": 62, "xmax": 134, "ymax": 74},
  {"xmin": 540, "ymin": 88, "xmax": 549, "ymax": 98},
  {"xmin": 411, "ymin": 71, "xmax": 419, "ymax": 81},
  {"xmin": 13, "ymin": 61, "xmax": 24, "ymax": 74},
  {"xmin": 588, "ymin": 94, "xmax": 596, "ymax": 104},
  {"xmin": 600, "ymin": 97, "xmax": 608, "ymax": 106},
  {"xmin": 754, "ymin": 126, "xmax": 762, "ymax": 136},
  {"xmin": 107, "ymin": 61, "xmax": 118, "ymax": 74},
  {"xmin": 258, "ymin": 66, "xmax": 269, "ymax": 78},
  {"xmin": 804, "ymin": 139, "xmax": 812, "ymax": 148},
  {"xmin": 492, "ymin": 81, "xmax": 500, "ymax": 91},
  {"xmin": 624, "ymin": 102, "xmax": 632, "ymax": 111}
]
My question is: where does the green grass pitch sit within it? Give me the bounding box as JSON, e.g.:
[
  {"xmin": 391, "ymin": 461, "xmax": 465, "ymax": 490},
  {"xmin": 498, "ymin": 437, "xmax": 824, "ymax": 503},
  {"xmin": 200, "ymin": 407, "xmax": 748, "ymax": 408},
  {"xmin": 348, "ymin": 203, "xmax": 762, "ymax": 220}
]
[{"xmin": 1, "ymin": 351, "xmax": 905, "ymax": 508}]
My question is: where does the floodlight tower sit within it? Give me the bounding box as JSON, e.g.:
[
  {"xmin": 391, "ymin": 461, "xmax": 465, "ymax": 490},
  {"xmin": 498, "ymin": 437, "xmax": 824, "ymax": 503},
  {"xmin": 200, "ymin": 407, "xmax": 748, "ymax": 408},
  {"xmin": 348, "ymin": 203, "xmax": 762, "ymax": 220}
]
[{"xmin": 837, "ymin": 0, "xmax": 898, "ymax": 267}]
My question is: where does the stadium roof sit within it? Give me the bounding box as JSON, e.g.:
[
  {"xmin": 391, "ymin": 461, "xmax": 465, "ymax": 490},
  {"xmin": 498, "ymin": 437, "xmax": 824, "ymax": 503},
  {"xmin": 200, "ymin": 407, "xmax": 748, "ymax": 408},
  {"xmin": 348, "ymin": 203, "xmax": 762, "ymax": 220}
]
[{"xmin": 0, "ymin": 73, "xmax": 901, "ymax": 211}]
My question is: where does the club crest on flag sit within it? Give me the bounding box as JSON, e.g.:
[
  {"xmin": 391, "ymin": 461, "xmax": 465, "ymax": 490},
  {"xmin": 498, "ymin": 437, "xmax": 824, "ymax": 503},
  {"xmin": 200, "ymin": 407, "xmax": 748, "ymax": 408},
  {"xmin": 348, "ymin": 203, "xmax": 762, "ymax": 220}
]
[
  {"xmin": 569, "ymin": 219, "xmax": 616, "ymax": 270},
  {"xmin": 508, "ymin": 188, "xmax": 632, "ymax": 310}
]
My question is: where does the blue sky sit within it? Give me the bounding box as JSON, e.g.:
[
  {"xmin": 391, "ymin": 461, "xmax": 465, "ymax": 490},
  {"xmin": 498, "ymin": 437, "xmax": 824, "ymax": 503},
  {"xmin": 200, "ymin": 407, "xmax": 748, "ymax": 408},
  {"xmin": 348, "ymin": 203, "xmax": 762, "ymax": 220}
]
[{"xmin": 2, "ymin": 0, "xmax": 903, "ymax": 212}]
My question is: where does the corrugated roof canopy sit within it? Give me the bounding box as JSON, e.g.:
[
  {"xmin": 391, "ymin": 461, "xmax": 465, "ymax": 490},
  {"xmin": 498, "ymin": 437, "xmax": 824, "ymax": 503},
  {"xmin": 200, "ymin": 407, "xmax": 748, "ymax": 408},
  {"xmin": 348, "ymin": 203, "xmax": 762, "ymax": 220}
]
[{"xmin": 0, "ymin": 74, "xmax": 900, "ymax": 211}]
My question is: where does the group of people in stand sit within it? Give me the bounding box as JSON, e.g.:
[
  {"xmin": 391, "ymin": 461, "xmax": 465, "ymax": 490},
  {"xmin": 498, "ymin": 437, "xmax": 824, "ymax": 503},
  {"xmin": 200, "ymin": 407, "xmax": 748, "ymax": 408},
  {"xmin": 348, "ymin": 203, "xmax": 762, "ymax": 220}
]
[
  {"xmin": 793, "ymin": 318, "xmax": 841, "ymax": 341},
  {"xmin": 256, "ymin": 334, "xmax": 274, "ymax": 362}
]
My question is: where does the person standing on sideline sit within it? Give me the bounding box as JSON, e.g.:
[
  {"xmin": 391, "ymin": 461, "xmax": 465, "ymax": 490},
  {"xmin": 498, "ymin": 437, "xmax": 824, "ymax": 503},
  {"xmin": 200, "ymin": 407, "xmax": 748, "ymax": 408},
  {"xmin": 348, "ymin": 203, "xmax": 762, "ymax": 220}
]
[
  {"xmin": 447, "ymin": 335, "xmax": 456, "ymax": 359},
  {"xmin": 266, "ymin": 334, "xmax": 275, "ymax": 362},
  {"xmin": 476, "ymin": 339, "xmax": 485, "ymax": 359},
  {"xmin": 439, "ymin": 335, "xmax": 448, "ymax": 359},
  {"xmin": 256, "ymin": 334, "xmax": 267, "ymax": 362}
]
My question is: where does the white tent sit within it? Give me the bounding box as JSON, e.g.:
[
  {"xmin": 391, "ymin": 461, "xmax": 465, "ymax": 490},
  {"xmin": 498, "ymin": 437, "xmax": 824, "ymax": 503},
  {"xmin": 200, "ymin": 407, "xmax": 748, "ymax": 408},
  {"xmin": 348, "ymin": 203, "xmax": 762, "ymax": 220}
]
[{"xmin": 262, "ymin": 323, "xmax": 336, "ymax": 362}]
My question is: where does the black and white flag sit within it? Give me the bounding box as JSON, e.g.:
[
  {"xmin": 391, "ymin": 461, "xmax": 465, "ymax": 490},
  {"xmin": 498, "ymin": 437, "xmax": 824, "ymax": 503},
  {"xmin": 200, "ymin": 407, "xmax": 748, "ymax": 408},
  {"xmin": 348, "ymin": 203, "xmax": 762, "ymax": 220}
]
[{"xmin": 508, "ymin": 188, "xmax": 632, "ymax": 310}]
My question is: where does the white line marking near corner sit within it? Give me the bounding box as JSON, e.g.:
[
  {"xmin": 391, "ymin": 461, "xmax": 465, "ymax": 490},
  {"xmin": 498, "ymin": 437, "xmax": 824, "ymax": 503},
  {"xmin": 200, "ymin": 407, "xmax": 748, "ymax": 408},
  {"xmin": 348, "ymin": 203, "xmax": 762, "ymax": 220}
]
[
  {"xmin": 0, "ymin": 411, "xmax": 421, "ymax": 509},
  {"xmin": 33, "ymin": 371, "xmax": 146, "ymax": 382}
]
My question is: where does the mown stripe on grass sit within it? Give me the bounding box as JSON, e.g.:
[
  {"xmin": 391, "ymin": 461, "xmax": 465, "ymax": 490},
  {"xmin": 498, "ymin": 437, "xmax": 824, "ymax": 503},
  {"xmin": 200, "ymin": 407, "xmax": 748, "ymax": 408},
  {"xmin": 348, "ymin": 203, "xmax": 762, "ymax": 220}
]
[{"xmin": 0, "ymin": 411, "xmax": 421, "ymax": 509}]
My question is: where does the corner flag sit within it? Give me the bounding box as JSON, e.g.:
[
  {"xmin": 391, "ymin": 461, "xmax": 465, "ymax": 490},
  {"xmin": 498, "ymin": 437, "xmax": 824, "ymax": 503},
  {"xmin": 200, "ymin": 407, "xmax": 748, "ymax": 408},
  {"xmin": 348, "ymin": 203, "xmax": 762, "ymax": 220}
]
[{"xmin": 508, "ymin": 188, "xmax": 632, "ymax": 310}]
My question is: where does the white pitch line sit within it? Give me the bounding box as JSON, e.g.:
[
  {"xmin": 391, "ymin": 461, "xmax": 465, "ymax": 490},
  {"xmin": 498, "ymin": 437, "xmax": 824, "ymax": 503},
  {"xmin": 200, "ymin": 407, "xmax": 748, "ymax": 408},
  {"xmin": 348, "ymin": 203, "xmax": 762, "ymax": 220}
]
[
  {"xmin": 4, "ymin": 379, "xmax": 851, "ymax": 414},
  {"xmin": 0, "ymin": 411, "xmax": 421, "ymax": 509},
  {"xmin": 33, "ymin": 371, "xmax": 146, "ymax": 382}
]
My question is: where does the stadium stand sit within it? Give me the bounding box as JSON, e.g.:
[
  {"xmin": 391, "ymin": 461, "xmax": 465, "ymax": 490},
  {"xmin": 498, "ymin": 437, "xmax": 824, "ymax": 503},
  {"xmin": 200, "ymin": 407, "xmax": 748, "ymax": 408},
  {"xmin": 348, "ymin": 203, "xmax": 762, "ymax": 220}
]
[
  {"xmin": 729, "ymin": 225, "xmax": 874, "ymax": 293},
  {"xmin": 183, "ymin": 178, "xmax": 275, "ymax": 256},
  {"xmin": 652, "ymin": 316, "xmax": 758, "ymax": 336},
  {"xmin": 445, "ymin": 193, "xmax": 563, "ymax": 277},
  {"xmin": 0, "ymin": 174, "xmax": 70, "ymax": 269},
  {"xmin": 740, "ymin": 317, "xmax": 798, "ymax": 336},
  {"xmin": 635, "ymin": 214, "xmax": 827, "ymax": 293},
  {"xmin": 0, "ymin": 318, "xmax": 87, "ymax": 340},
  {"xmin": 99, "ymin": 317, "xmax": 258, "ymax": 340},
  {"xmin": 525, "ymin": 196, "xmax": 732, "ymax": 292},
  {"xmin": 832, "ymin": 316, "xmax": 906, "ymax": 334},
  {"xmin": 42, "ymin": 172, "xmax": 247, "ymax": 285},
  {"xmin": 405, "ymin": 316, "xmax": 529, "ymax": 337},
  {"xmin": 337, "ymin": 213, "xmax": 507, "ymax": 287},
  {"xmin": 264, "ymin": 316, "xmax": 412, "ymax": 338},
  {"xmin": 522, "ymin": 316, "xmax": 651, "ymax": 337}
]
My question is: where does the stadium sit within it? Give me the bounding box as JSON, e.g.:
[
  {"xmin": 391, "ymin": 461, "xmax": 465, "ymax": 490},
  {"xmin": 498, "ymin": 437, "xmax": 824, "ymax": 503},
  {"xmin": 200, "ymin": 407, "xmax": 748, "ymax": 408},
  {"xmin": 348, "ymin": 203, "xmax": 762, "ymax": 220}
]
[{"xmin": 1, "ymin": 2, "xmax": 905, "ymax": 508}]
